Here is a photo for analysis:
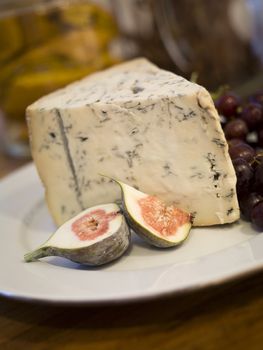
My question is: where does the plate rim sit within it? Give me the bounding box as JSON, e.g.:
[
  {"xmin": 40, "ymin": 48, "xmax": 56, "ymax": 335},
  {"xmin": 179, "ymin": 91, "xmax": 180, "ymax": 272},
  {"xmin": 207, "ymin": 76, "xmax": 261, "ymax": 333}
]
[
  {"xmin": 0, "ymin": 258, "xmax": 262, "ymax": 305},
  {"xmin": 0, "ymin": 163, "xmax": 262, "ymax": 305}
]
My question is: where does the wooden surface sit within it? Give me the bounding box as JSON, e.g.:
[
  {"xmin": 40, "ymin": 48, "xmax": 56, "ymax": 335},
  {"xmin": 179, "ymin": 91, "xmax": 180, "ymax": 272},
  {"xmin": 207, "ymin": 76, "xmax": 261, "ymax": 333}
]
[{"xmin": 0, "ymin": 153, "xmax": 263, "ymax": 350}]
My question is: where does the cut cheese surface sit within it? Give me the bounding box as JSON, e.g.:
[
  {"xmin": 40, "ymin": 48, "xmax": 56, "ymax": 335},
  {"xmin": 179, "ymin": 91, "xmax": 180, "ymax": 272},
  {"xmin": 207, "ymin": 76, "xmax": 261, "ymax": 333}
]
[{"xmin": 27, "ymin": 58, "xmax": 240, "ymax": 226}]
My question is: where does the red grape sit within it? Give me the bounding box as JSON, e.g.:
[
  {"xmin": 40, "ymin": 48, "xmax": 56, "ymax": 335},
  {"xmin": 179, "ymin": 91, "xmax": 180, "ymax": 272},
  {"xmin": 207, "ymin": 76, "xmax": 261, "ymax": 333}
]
[
  {"xmin": 249, "ymin": 90, "xmax": 263, "ymax": 107},
  {"xmin": 239, "ymin": 192, "xmax": 263, "ymax": 220},
  {"xmin": 229, "ymin": 142, "xmax": 255, "ymax": 162},
  {"xmin": 217, "ymin": 89, "xmax": 263, "ymax": 231},
  {"xmin": 227, "ymin": 139, "xmax": 245, "ymax": 148},
  {"xmin": 216, "ymin": 93, "xmax": 241, "ymax": 118},
  {"xmin": 232, "ymin": 158, "xmax": 254, "ymax": 196},
  {"xmin": 258, "ymin": 129, "xmax": 263, "ymax": 148},
  {"xmin": 251, "ymin": 201, "xmax": 263, "ymax": 229},
  {"xmin": 224, "ymin": 119, "xmax": 248, "ymax": 140},
  {"xmin": 241, "ymin": 102, "xmax": 263, "ymax": 130},
  {"xmin": 254, "ymin": 161, "xmax": 263, "ymax": 195}
]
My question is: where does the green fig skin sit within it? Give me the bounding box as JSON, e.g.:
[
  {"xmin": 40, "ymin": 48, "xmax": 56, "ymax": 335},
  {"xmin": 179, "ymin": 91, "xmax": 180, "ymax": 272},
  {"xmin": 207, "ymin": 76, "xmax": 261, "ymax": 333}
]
[{"xmin": 24, "ymin": 215, "xmax": 131, "ymax": 266}]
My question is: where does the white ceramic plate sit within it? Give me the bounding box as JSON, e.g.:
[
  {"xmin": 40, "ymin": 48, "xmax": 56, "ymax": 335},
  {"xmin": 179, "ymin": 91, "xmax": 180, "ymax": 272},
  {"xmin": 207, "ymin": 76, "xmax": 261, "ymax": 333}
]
[{"xmin": 0, "ymin": 163, "xmax": 263, "ymax": 304}]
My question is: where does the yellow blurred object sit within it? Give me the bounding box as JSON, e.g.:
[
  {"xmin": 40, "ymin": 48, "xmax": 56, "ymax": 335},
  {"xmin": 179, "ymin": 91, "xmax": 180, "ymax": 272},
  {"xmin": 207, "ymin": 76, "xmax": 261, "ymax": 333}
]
[
  {"xmin": 0, "ymin": 0, "xmax": 121, "ymax": 158},
  {"xmin": 0, "ymin": 17, "xmax": 23, "ymax": 63},
  {"xmin": 2, "ymin": 52, "xmax": 119, "ymax": 122},
  {"xmin": 3, "ymin": 67, "xmax": 92, "ymax": 121},
  {"xmin": 62, "ymin": 2, "xmax": 118, "ymax": 47},
  {"xmin": 1, "ymin": 23, "xmax": 120, "ymax": 121},
  {"xmin": 18, "ymin": 10, "xmax": 62, "ymax": 48}
]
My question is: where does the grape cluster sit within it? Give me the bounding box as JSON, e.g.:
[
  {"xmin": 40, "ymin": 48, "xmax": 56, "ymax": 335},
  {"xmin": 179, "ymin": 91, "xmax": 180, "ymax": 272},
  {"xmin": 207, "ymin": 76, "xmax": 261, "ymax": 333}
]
[{"xmin": 215, "ymin": 91, "xmax": 263, "ymax": 230}]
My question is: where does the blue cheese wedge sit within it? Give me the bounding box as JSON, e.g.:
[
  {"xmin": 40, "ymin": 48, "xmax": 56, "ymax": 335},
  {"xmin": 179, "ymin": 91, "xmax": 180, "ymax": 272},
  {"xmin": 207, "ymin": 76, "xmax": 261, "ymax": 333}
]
[{"xmin": 27, "ymin": 58, "xmax": 240, "ymax": 226}]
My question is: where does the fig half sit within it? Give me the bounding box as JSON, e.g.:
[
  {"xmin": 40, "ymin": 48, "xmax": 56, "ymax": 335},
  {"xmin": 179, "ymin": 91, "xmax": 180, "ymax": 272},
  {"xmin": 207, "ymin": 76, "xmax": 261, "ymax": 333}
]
[
  {"xmin": 115, "ymin": 180, "xmax": 192, "ymax": 248},
  {"xmin": 24, "ymin": 203, "xmax": 130, "ymax": 266}
]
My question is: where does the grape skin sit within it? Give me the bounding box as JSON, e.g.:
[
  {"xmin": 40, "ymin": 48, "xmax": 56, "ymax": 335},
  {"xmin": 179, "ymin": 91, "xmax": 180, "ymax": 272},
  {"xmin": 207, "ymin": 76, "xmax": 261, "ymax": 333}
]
[
  {"xmin": 216, "ymin": 90, "xmax": 263, "ymax": 230},
  {"xmin": 216, "ymin": 93, "xmax": 240, "ymax": 118},
  {"xmin": 232, "ymin": 158, "xmax": 254, "ymax": 197},
  {"xmin": 227, "ymin": 138, "xmax": 245, "ymax": 148},
  {"xmin": 258, "ymin": 129, "xmax": 263, "ymax": 148},
  {"xmin": 228, "ymin": 143, "xmax": 255, "ymax": 162},
  {"xmin": 251, "ymin": 202, "xmax": 263, "ymax": 229},
  {"xmin": 224, "ymin": 119, "xmax": 248, "ymax": 140},
  {"xmin": 249, "ymin": 91, "xmax": 263, "ymax": 106},
  {"xmin": 241, "ymin": 102, "xmax": 263, "ymax": 130},
  {"xmin": 254, "ymin": 161, "xmax": 263, "ymax": 195},
  {"xmin": 240, "ymin": 192, "xmax": 263, "ymax": 220}
]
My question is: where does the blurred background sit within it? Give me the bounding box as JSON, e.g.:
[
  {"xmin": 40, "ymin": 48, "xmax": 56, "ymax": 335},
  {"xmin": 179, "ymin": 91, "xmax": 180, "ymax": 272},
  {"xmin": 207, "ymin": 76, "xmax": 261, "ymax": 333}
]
[{"xmin": 0, "ymin": 0, "xmax": 262, "ymax": 159}]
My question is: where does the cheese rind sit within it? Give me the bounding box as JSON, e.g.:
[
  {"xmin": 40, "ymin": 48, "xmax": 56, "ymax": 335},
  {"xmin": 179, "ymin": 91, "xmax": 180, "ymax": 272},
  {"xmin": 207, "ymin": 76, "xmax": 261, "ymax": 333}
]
[{"xmin": 27, "ymin": 58, "xmax": 240, "ymax": 226}]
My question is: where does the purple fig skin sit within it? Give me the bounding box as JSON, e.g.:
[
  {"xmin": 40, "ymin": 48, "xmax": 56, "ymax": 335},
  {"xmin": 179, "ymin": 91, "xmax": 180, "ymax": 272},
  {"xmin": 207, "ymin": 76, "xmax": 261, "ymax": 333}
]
[{"xmin": 24, "ymin": 215, "xmax": 131, "ymax": 266}]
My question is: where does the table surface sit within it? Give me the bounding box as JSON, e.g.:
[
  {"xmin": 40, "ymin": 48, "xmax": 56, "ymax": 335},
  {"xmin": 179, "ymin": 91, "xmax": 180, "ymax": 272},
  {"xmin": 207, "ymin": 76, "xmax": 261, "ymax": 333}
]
[{"xmin": 0, "ymin": 153, "xmax": 263, "ymax": 350}]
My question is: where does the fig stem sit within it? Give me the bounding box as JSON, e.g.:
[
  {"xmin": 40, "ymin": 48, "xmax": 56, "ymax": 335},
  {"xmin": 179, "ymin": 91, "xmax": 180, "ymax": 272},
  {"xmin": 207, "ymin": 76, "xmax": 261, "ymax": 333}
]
[{"xmin": 24, "ymin": 247, "xmax": 49, "ymax": 262}]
